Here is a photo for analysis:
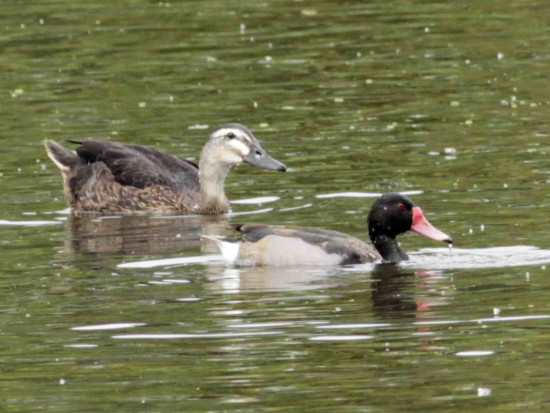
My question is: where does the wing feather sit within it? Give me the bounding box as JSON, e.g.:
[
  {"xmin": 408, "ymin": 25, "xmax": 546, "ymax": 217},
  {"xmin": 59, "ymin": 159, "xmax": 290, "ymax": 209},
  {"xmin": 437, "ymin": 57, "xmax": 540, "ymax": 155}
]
[
  {"xmin": 233, "ymin": 224, "xmax": 380, "ymax": 264},
  {"xmin": 70, "ymin": 140, "xmax": 199, "ymax": 190}
]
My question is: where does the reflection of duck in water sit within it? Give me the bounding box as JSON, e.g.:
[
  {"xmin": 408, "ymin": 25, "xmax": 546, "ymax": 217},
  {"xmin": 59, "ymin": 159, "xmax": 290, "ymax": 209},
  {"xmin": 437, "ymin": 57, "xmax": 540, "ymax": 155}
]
[
  {"xmin": 44, "ymin": 124, "xmax": 286, "ymax": 214},
  {"xmin": 370, "ymin": 263, "xmax": 418, "ymax": 317},
  {"xmin": 210, "ymin": 193, "xmax": 452, "ymax": 266},
  {"xmin": 68, "ymin": 214, "xmax": 227, "ymax": 255}
]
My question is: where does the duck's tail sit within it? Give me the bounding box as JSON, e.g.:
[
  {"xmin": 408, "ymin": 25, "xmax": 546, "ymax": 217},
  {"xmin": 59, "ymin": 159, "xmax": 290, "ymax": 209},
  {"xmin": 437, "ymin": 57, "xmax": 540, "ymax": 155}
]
[
  {"xmin": 43, "ymin": 139, "xmax": 82, "ymax": 171},
  {"xmin": 201, "ymin": 235, "xmax": 241, "ymax": 264}
]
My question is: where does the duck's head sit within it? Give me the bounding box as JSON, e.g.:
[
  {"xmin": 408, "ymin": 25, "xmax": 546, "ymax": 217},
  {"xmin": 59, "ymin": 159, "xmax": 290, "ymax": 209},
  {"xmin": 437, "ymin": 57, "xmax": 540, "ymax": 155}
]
[
  {"xmin": 203, "ymin": 123, "xmax": 286, "ymax": 172},
  {"xmin": 368, "ymin": 193, "xmax": 452, "ymax": 249}
]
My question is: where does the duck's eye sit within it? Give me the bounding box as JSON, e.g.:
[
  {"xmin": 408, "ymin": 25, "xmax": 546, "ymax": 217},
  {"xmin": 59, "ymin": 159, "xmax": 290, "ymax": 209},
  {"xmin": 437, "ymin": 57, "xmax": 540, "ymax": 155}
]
[
  {"xmin": 398, "ymin": 203, "xmax": 406, "ymax": 210},
  {"xmin": 226, "ymin": 132, "xmax": 236, "ymax": 139}
]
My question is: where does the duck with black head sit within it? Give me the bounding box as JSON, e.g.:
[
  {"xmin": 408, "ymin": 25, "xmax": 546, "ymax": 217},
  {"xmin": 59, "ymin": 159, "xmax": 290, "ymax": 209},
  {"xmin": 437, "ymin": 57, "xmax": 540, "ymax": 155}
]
[
  {"xmin": 43, "ymin": 124, "xmax": 286, "ymax": 214},
  {"xmin": 208, "ymin": 193, "xmax": 452, "ymax": 266}
]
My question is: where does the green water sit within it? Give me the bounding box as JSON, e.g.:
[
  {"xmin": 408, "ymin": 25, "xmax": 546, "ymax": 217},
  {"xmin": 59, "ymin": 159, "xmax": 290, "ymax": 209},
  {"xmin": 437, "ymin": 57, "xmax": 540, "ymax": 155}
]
[{"xmin": 2, "ymin": 0, "xmax": 550, "ymax": 411}]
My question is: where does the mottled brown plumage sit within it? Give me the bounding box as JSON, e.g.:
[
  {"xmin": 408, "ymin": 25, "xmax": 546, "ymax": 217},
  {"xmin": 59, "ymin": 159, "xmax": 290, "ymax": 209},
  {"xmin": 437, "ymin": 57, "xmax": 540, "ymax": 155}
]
[{"xmin": 44, "ymin": 124, "xmax": 286, "ymax": 214}]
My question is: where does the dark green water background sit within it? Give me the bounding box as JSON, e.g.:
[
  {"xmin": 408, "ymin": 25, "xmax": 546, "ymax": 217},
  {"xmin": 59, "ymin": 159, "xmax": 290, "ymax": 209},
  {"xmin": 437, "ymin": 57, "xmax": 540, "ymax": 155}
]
[{"xmin": 2, "ymin": 0, "xmax": 550, "ymax": 411}]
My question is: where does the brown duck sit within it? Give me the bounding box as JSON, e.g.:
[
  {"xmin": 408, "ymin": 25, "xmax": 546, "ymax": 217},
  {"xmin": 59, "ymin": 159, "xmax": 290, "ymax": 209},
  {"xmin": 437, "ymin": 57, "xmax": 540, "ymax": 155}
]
[
  {"xmin": 209, "ymin": 193, "xmax": 452, "ymax": 266},
  {"xmin": 44, "ymin": 124, "xmax": 286, "ymax": 214}
]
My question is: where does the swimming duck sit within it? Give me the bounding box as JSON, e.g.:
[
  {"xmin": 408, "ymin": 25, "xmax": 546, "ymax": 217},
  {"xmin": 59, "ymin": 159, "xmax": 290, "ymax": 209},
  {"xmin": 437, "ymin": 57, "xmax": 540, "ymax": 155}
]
[
  {"xmin": 44, "ymin": 123, "xmax": 286, "ymax": 214},
  {"xmin": 210, "ymin": 193, "xmax": 452, "ymax": 266}
]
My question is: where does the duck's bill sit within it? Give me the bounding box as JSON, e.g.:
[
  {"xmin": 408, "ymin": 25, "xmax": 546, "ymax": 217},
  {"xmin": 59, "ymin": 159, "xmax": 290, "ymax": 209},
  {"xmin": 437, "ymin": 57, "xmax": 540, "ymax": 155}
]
[
  {"xmin": 245, "ymin": 144, "xmax": 287, "ymax": 172},
  {"xmin": 411, "ymin": 206, "xmax": 453, "ymax": 244}
]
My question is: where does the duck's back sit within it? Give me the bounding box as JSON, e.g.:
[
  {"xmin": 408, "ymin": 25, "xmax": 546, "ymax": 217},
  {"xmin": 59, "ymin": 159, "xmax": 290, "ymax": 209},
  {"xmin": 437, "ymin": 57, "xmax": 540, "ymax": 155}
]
[
  {"xmin": 73, "ymin": 140, "xmax": 199, "ymax": 190},
  {"xmin": 234, "ymin": 224, "xmax": 381, "ymax": 266}
]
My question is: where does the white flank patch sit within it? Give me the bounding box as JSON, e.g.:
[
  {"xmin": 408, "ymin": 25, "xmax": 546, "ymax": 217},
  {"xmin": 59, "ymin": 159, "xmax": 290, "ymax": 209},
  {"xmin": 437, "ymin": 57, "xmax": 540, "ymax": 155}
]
[{"xmin": 214, "ymin": 239, "xmax": 241, "ymax": 264}]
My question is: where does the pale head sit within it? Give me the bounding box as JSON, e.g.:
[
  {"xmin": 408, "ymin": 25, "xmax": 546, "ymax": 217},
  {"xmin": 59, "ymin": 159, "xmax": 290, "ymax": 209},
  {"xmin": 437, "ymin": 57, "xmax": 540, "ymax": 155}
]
[{"xmin": 202, "ymin": 123, "xmax": 286, "ymax": 171}]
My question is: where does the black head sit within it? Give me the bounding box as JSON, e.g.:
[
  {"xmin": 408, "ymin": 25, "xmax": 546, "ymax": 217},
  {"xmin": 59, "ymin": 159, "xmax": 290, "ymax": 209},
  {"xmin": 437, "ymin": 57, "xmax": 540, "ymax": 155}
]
[
  {"xmin": 367, "ymin": 193, "xmax": 452, "ymax": 262},
  {"xmin": 368, "ymin": 193, "xmax": 415, "ymax": 240}
]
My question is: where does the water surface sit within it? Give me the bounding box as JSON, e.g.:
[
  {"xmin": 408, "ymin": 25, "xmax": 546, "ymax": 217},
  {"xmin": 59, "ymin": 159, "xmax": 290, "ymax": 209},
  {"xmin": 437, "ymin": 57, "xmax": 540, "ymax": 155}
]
[{"xmin": 2, "ymin": 0, "xmax": 550, "ymax": 411}]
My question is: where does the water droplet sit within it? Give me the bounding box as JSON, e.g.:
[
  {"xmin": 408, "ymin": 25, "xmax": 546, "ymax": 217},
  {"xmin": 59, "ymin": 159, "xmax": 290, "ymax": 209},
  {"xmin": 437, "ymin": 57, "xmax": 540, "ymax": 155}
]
[
  {"xmin": 301, "ymin": 9, "xmax": 317, "ymax": 16},
  {"xmin": 477, "ymin": 387, "xmax": 491, "ymax": 397}
]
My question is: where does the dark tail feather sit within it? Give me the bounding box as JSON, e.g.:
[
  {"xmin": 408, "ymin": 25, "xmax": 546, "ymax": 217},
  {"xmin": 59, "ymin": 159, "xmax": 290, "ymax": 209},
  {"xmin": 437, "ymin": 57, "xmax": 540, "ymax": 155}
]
[
  {"xmin": 43, "ymin": 139, "xmax": 82, "ymax": 171},
  {"xmin": 232, "ymin": 223, "xmax": 245, "ymax": 232}
]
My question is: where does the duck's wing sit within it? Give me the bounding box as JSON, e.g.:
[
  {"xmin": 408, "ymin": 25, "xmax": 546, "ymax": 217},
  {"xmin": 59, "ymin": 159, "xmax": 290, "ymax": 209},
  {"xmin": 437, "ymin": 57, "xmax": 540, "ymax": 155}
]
[
  {"xmin": 233, "ymin": 224, "xmax": 381, "ymax": 264},
  {"xmin": 69, "ymin": 140, "xmax": 199, "ymax": 190}
]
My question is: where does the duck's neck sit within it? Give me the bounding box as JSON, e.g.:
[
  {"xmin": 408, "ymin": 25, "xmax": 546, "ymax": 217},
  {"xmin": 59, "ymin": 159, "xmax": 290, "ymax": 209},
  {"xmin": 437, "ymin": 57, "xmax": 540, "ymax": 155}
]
[
  {"xmin": 198, "ymin": 157, "xmax": 231, "ymax": 214},
  {"xmin": 370, "ymin": 234, "xmax": 409, "ymax": 262}
]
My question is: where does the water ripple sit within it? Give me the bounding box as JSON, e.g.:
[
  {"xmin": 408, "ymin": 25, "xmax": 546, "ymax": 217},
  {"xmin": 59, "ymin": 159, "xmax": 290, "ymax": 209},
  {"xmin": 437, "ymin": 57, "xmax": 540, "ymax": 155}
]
[
  {"xmin": 315, "ymin": 190, "xmax": 423, "ymax": 199},
  {"xmin": 309, "ymin": 335, "xmax": 373, "ymax": 341},
  {"xmin": 113, "ymin": 331, "xmax": 282, "ymax": 339},
  {"xmin": 72, "ymin": 323, "xmax": 145, "ymax": 331},
  {"xmin": 456, "ymin": 351, "xmax": 495, "ymax": 357},
  {"xmin": 117, "ymin": 254, "xmax": 222, "ymax": 269},
  {"xmin": 0, "ymin": 219, "xmax": 62, "ymax": 226},
  {"xmin": 231, "ymin": 196, "xmax": 280, "ymax": 205}
]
